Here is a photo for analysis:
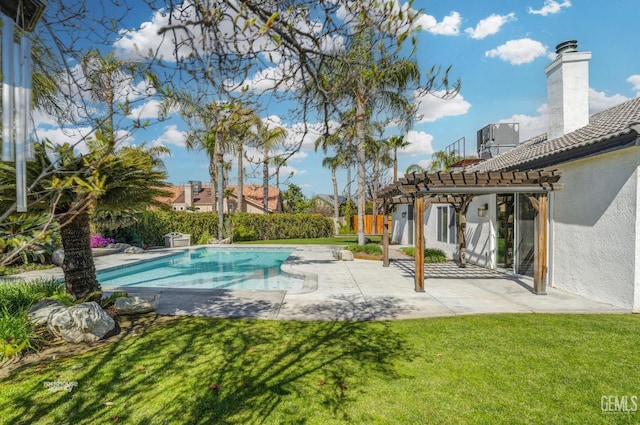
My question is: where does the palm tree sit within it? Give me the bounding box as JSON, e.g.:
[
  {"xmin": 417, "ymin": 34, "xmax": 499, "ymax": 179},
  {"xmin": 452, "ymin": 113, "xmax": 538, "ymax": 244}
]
[
  {"xmin": 0, "ymin": 138, "xmax": 169, "ymax": 300},
  {"xmin": 405, "ymin": 163, "xmax": 427, "ymax": 174},
  {"xmin": 323, "ymin": 28, "xmax": 421, "ymax": 244},
  {"xmin": 385, "ymin": 135, "xmax": 410, "ymax": 183},
  {"xmin": 366, "ymin": 136, "xmax": 392, "ymax": 233},
  {"xmin": 253, "ymin": 121, "xmax": 287, "ymax": 214},
  {"xmin": 321, "ymin": 154, "xmax": 344, "ymax": 225},
  {"xmin": 429, "ymin": 150, "xmax": 462, "ymax": 172},
  {"xmin": 80, "ymin": 49, "xmax": 143, "ymax": 144}
]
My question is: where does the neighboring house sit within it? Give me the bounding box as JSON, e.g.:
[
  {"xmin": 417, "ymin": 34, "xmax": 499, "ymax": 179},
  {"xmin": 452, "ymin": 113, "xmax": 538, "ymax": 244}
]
[
  {"xmin": 165, "ymin": 181, "xmax": 282, "ymax": 214},
  {"xmin": 392, "ymin": 40, "xmax": 640, "ymax": 311}
]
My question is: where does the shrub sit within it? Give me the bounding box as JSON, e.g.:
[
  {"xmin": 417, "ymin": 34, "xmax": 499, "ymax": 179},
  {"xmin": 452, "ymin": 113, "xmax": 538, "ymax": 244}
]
[
  {"xmin": 400, "ymin": 247, "xmax": 448, "ymax": 263},
  {"xmin": 90, "ymin": 233, "xmax": 117, "ymax": 248},
  {"xmin": 119, "ymin": 211, "xmax": 334, "ymax": 245},
  {"xmin": 0, "ymin": 279, "xmax": 63, "ymax": 358},
  {"xmin": 347, "ymin": 243, "xmax": 382, "ymax": 255}
]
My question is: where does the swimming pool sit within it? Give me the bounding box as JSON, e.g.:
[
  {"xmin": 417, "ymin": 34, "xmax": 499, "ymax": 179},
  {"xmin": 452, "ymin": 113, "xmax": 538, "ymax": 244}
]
[{"xmin": 97, "ymin": 247, "xmax": 304, "ymax": 291}]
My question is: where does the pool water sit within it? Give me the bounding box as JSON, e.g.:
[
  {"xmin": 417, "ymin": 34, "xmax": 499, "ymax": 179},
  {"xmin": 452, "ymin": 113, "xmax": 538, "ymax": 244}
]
[{"xmin": 97, "ymin": 247, "xmax": 303, "ymax": 290}]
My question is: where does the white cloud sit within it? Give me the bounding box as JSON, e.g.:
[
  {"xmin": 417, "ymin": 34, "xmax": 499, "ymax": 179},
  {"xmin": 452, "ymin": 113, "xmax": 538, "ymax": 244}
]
[
  {"xmin": 627, "ymin": 75, "xmax": 640, "ymax": 95},
  {"xmin": 414, "ymin": 90, "xmax": 471, "ymax": 123},
  {"xmin": 416, "ymin": 11, "xmax": 461, "ymax": 36},
  {"xmin": 498, "ymin": 104, "xmax": 549, "ymax": 142},
  {"xmin": 403, "ymin": 130, "xmax": 435, "ymax": 156},
  {"xmin": 128, "ymin": 99, "xmax": 162, "ymax": 120},
  {"xmin": 589, "ymin": 88, "xmax": 630, "ymax": 113},
  {"xmin": 465, "ymin": 13, "xmax": 516, "ymax": 40},
  {"xmin": 485, "ymin": 38, "xmax": 548, "ymax": 65},
  {"xmin": 528, "ymin": 0, "xmax": 572, "ymax": 16},
  {"xmin": 149, "ymin": 124, "xmax": 187, "ymax": 148}
]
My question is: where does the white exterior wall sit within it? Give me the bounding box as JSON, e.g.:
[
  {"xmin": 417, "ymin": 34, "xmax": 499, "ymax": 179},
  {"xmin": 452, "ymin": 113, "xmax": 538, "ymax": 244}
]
[
  {"xmin": 391, "ymin": 204, "xmax": 411, "ymax": 245},
  {"xmin": 550, "ymin": 147, "xmax": 639, "ymax": 309},
  {"xmin": 423, "ymin": 204, "xmax": 456, "ymax": 259},
  {"xmin": 463, "ymin": 194, "xmax": 497, "ymax": 269}
]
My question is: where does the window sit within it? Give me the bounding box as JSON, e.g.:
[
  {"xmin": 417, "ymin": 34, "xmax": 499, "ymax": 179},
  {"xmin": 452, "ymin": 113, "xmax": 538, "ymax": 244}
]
[{"xmin": 437, "ymin": 206, "xmax": 458, "ymax": 244}]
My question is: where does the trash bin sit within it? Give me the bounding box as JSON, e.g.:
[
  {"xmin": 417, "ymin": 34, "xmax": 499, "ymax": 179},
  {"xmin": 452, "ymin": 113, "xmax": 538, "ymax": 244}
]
[{"xmin": 164, "ymin": 232, "xmax": 191, "ymax": 247}]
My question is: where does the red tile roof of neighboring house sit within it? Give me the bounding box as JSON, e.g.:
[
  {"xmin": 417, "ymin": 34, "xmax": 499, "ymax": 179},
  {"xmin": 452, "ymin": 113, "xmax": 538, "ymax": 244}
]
[{"xmin": 163, "ymin": 184, "xmax": 280, "ymax": 212}]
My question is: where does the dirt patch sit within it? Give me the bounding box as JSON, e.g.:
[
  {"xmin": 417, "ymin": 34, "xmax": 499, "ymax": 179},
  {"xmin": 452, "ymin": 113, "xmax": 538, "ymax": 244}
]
[
  {"xmin": 0, "ymin": 314, "xmax": 178, "ymax": 379},
  {"xmin": 352, "ymin": 252, "xmax": 383, "ymax": 261}
]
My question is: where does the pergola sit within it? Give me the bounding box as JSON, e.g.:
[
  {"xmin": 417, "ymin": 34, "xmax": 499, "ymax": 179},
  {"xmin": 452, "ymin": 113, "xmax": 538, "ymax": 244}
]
[{"xmin": 379, "ymin": 169, "xmax": 564, "ymax": 295}]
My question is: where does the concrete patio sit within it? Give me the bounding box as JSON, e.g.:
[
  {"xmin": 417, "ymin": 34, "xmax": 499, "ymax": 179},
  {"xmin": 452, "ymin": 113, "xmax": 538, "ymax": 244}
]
[{"xmin": 11, "ymin": 244, "xmax": 629, "ymax": 321}]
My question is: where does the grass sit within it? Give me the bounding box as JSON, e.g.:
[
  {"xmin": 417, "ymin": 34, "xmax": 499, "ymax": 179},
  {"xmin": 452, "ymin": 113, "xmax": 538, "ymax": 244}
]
[
  {"xmin": 0, "ymin": 279, "xmax": 64, "ymax": 357},
  {"xmin": 235, "ymin": 235, "xmax": 382, "ymax": 245},
  {"xmin": 1, "ymin": 314, "xmax": 639, "ymax": 424},
  {"xmin": 0, "ymin": 263, "xmax": 55, "ymax": 277}
]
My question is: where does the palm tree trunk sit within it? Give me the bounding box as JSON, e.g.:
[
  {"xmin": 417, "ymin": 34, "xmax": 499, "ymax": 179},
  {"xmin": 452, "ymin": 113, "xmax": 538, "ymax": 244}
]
[
  {"xmin": 372, "ymin": 157, "xmax": 379, "ymax": 235},
  {"xmin": 355, "ymin": 98, "xmax": 367, "ymax": 245},
  {"xmin": 59, "ymin": 210, "xmax": 101, "ymax": 300},
  {"xmin": 237, "ymin": 142, "xmax": 244, "ymax": 212},
  {"xmin": 331, "ymin": 168, "xmax": 339, "ymax": 233},
  {"xmin": 263, "ymin": 147, "xmax": 269, "ymax": 214},
  {"xmin": 393, "ymin": 148, "xmax": 398, "ymax": 183},
  {"xmin": 216, "ymin": 131, "xmax": 225, "ymax": 239}
]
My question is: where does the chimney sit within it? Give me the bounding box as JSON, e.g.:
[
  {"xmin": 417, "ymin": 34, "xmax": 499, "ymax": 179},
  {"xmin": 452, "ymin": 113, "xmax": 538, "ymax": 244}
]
[
  {"xmin": 184, "ymin": 181, "xmax": 193, "ymax": 208},
  {"xmin": 545, "ymin": 40, "xmax": 591, "ymax": 140}
]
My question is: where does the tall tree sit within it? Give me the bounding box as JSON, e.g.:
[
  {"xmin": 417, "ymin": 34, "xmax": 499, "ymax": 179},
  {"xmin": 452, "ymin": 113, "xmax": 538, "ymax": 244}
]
[
  {"xmin": 252, "ymin": 121, "xmax": 286, "ymax": 214},
  {"xmin": 0, "ymin": 138, "xmax": 169, "ymax": 299},
  {"xmin": 321, "ymin": 154, "xmax": 344, "ymax": 225},
  {"xmin": 386, "ymin": 135, "xmax": 410, "ymax": 183},
  {"xmin": 429, "ymin": 150, "xmax": 462, "ymax": 172}
]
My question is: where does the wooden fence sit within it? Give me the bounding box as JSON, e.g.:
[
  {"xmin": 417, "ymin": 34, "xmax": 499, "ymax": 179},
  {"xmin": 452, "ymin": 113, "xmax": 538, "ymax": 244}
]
[{"xmin": 351, "ymin": 215, "xmax": 391, "ymax": 235}]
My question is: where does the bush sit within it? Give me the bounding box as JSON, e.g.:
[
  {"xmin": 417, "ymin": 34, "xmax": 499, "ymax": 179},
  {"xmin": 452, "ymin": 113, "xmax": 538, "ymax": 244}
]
[
  {"xmin": 118, "ymin": 211, "xmax": 334, "ymax": 245},
  {"xmin": 90, "ymin": 233, "xmax": 117, "ymax": 248},
  {"xmin": 347, "ymin": 243, "xmax": 382, "ymax": 255},
  {"xmin": 400, "ymin": 247, "xmax": 448, "ymax": 263}
]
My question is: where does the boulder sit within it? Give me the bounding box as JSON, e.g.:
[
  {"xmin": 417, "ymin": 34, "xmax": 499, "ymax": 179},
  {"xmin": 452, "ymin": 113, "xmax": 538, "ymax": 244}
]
[
  {"xmin": 113, "ymin": 295, "xmax": 160, "ymax": 315},
  {"xmin": 28, "ymin": 300, "xmax": 66, "ymax": 326},
  {"xmin": 332, "ymin": 249, "xmax": 354, "ymax": 261},
  {"xmin": 124, "ymin": 246, "xmax": 144, "ymax": 254},
  {"xmin": 47, "ymin": 302, "xmax": 115, "ymax": 343},
  {"xmin": 107, "ymin": 243, "xmax": 131, "ymax": 251},
  {"xmin": 51, "ymin": 249, "xmax": 65, "ymax": 266},
  {"xmin": 219, "ymin": 238, "xmax": 232, "ymax": 244}
]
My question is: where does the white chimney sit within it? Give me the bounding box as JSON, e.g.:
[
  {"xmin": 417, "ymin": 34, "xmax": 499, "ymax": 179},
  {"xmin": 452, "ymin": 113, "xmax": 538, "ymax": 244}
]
[
  {"xmin": 545, "ymin": 40, "xmax": 591, "ymax": 140},
  {"xmin": 184, "ymin": 182, "xmax": 193, "ymax": 208}
]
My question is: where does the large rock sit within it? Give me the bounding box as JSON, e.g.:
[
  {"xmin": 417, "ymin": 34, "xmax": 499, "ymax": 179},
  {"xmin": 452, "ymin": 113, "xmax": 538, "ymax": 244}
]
[
  {"xmin": 47, "ymin": 302, "xmax": 115, "ymax": 343},
  {"xmin": 51, "ymin": 249, "xmax": 65, "ymax": 266},
  {"xmin": 124, "ymin": 246, "xmax": 144, "ymax": 254},
  {"xmin": 113, "ymin": 295, "xmax": 160, "ymax": 315},
  {"xmin": 28, "ymin": 300, "xmax": 66, "ymax": 326},
  {"xmin": 332, "ymin": 249, "xmax": 354, "ymax": 261}
]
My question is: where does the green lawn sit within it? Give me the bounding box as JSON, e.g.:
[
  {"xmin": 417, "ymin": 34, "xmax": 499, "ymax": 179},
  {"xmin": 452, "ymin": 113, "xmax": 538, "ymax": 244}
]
[
  {"xmin": 235, "ymin": 235, "xmax": 382, "ymax": 245},
  {"xmin": 2, "ymin": 314, "xmax": 639, "ymax": 424}
]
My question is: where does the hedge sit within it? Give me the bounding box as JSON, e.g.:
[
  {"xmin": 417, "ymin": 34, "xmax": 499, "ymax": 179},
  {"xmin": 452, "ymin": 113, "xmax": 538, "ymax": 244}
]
[{"xmin": 115, "ymin": 211, "xmax": 334, "ymax": 246}]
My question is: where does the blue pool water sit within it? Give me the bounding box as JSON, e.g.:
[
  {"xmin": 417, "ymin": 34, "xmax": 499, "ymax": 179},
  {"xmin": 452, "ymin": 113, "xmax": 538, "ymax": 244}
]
[{"xmin": 97, "ymin": 247, "xmax": 303, "ymax": 290}]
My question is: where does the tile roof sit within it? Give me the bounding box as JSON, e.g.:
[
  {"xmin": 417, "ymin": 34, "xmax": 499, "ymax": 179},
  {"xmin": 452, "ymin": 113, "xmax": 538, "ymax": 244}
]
[
  {"xmin": 165, "ymin": 184, "xmax": 281, "ymax": 212},
  {"xmin": 471, "ymin": 96, "xmax": 640, "ymax": 172}
]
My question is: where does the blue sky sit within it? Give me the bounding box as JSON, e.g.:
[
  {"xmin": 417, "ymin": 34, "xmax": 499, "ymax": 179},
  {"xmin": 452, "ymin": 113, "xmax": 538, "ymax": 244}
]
[{"xmin": 34, "ymin": 1, "xmax": 640, "ymax": 197}]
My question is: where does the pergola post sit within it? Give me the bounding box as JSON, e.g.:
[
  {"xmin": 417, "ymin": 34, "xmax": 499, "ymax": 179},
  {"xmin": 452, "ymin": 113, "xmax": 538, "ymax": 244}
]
[
  {"xmin": 382, "ymin": 200, "xmax": 390, "ymax": 267},
  {"xmin": 528, "ymin": 194, "xmax": 548, "ymax": 295},
  {"xmin": 414, "ymin": 196, "xmax": 425, "ymax": 292}
]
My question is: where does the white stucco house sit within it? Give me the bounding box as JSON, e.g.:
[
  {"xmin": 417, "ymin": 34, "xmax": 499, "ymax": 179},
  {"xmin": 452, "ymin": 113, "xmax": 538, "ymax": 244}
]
[{"xmin": 392, "ymin": 40, "xmax": 640, "ymax": 311}]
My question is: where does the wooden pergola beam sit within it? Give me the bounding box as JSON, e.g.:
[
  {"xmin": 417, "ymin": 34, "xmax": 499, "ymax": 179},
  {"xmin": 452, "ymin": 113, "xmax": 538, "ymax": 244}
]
[
  {"xmin": 528, "ymin": 194, "xmax": 548, "ymax": 294},
  {"xmin": 414, "ymin": 196, "xmax": 424, "ymax": 292}
]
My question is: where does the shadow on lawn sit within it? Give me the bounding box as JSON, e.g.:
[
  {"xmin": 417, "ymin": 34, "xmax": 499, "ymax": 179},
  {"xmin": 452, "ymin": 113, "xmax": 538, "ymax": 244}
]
[{"xmin": 2, "ymin": 298, "xmax": 409, "ymax": 424}]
